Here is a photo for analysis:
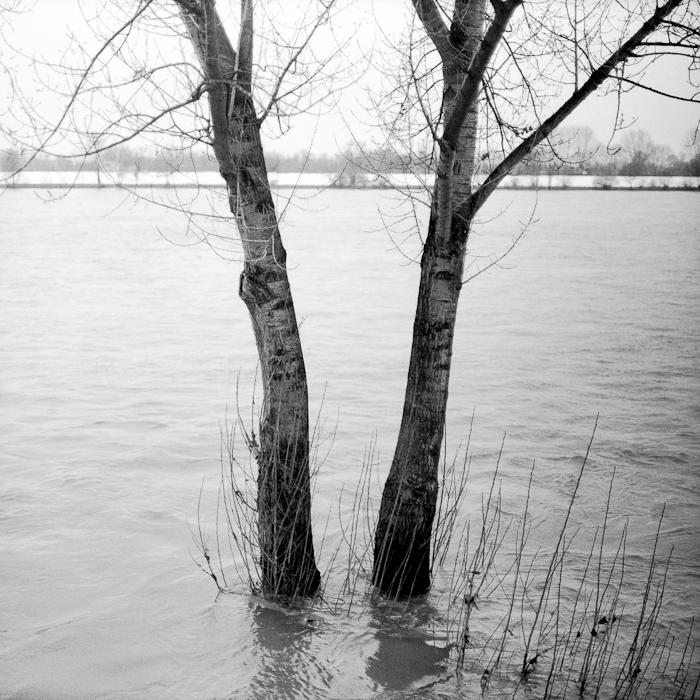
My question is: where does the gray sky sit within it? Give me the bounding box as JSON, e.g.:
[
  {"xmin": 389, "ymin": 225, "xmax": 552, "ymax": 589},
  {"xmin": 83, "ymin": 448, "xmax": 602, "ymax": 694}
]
[{"xmin": 2, "ymin": 0, "xmax": 698, "ymax": 157}]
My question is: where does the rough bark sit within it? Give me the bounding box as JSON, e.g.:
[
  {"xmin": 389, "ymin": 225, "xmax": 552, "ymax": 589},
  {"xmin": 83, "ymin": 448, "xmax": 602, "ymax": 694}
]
[
  {"xmin": 373, "ymin": 0, "xmax": 487, "ymax": 597},
  {"xmin": 179, "ymin": 0, "xmax": 320, "ymax": 597},
  {"xmin": 372, "ymin": 215, "xmax": 469, "ymax": 596},
  {"xmin": 373, "ymin": 0, "xmax": 684, "ymax": 597}
]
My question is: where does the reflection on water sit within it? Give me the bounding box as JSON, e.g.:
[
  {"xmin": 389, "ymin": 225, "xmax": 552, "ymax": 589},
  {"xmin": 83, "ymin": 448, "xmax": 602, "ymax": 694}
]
[
  {"xmin": 249, "ymin": 605, "xmax": 334, "ymax": 698},
  {"xmin": 250, "ymin": 605, "xmax": 330, "ymax": 698},
  {"xmin": 366, "ymin": 630, "xmax": 450, "ymax": 691},
  {"xmin": 242, "ymin": 598, "xmax": 453, "ymax": 698}
]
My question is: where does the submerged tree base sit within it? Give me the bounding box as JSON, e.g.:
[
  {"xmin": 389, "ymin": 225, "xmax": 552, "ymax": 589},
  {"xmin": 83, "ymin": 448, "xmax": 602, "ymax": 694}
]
[
  {"xmin": 192, "ymin": 424, "xmax": 700, "ymax": 698},
  {"xmin": 371, "ymin": 472, "xmax": 436, "ymax": 597},
  {"xmin": 256, "ymin": 440, "xmax": 321, "ymax": 599}
]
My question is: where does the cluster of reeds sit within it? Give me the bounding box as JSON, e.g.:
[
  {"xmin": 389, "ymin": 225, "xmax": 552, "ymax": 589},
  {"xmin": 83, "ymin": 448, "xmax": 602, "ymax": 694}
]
[
  {"xmin": 191, "ymin": 415, "xmax": 699, "ymax": 698},
  {"xmin": 434, "ymin": 424, "xmax": 699, "ymax": 698}
]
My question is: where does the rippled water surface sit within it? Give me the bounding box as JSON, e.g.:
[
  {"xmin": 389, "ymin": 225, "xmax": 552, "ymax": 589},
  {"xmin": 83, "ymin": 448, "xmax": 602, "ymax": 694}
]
[{"xmin": 1, "ymin": 188, "xmax": 699, "ymax": 699}]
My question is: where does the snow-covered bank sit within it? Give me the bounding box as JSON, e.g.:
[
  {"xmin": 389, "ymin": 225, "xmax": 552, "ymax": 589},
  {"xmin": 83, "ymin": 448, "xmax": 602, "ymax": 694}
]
[{"xmin": 2, "ymin": 170, "xmax": 699, "ymax": 190}]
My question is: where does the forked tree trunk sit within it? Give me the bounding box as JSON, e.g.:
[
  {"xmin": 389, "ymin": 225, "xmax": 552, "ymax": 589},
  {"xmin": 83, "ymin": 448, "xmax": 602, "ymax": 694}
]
[
  {"xmin": 179, "ymin": 0, "xmax": 320, "ymax": 597},
  {"xmin": 372, "ymin": 0, "xmax": 485, "ymax": 597},
  {"xmin": 373, "ymin": 0, "xmax": 683, "ymax": 597}
]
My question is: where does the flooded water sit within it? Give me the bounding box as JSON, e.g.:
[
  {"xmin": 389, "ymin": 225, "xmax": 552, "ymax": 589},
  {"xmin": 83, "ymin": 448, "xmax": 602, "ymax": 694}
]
[{"xmin": 1, "ymin": 187, "xmax": 699, "ymax": 699}]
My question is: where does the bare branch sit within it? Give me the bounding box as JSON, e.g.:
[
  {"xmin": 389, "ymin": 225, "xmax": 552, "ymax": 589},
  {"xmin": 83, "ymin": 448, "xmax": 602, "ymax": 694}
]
[
  {"xmin": 442, "ymin": 0, "xmax": 522, "ymax": 151},
  {"xmin": 411, "ymin": 0, "xmax": 453, "ymax": 62},
  {"xmin": 467, "ymin": 0, "xmax": 686, "ymax": 218},
  {"xmin": 178, "ymin": 0, "xmax": 237, "ymax": 174},
  {"xmin": 259, "ymin": 0, "xmax": 339, "ymax": 122},
  {"xmin": 8, "ymin": 0, "xmax": 155, "ymax": 174},
  {"xmin": 234, "ymin": 0, "xmax": 254, "ymax": 100},
  {"xmin": 615, "ymin": 75, "xmax": 699, "ymax": 103}
]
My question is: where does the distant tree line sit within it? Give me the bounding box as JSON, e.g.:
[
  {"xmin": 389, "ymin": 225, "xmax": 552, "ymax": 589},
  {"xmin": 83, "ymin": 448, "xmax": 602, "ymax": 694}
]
[
  {"xmin": 4, "ymin": 127, "xmax": 698, "ymax": 177},
  {"xmin": 0, "ymin": 143, "xmax": 410, "ymax": 175},
  {"xmin": 508, "ymin": 127, "xmax": 700, "ymax": 177}
]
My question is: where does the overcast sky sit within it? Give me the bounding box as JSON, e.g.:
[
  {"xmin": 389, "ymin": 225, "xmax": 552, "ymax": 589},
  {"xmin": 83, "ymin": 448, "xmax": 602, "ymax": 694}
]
[{"xmin": 2, "ymin": 0, "xmax": 698, "ymax": 157}]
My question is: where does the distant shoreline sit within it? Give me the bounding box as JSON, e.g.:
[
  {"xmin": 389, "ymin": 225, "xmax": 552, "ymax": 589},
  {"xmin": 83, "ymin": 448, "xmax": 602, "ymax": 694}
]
[{"xmin": 2, "ymin": 172, "xmax": 699, "ymax": 191}]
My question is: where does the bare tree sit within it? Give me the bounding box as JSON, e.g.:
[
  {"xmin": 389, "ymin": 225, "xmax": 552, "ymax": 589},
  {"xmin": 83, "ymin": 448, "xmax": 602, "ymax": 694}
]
[
  {"xmin": 526, "ymin": 125, "xmax": 601, "ymax": 175},
  {"xmin": 684, "ymin": 127, "xmax": 700, "ymax": 174},
  {"xmin": 3, "ymin": 0, "xmax": 350, "ymax": 598},
  {"xmin": 617, "ymin": 128, "xmax": 666, "ymax": 177},
  {"xmin": 176, "ymin": 0, "xmax": 326, "ymax": 598},
  {"xmin": 371, "ymin": 0, "xmax": 699, "ymax": 596}
]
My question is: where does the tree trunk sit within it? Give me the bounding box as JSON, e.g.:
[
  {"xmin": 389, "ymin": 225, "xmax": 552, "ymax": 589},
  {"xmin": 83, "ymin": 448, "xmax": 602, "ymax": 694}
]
[
  {"xmin": 372, "ymin": 217, "xmax": 469, "ymax": 596},
  {"xmin": 373, "ymin": 0, "xmax": 681, "ymax": 596},
  {"xmin": 179, "ymin": 0, "xmax": 320, "ymax": 597},
  {"xmin": 232, "ymin": 126, "xmax": 321, "ymax": 598},
  {"xmin": 372, "ymin": 0, "xmax": 484, "ymax": 597},
  {"xmin": 230, "ymin": 121, "xmax": 320, "ymax": 597}
]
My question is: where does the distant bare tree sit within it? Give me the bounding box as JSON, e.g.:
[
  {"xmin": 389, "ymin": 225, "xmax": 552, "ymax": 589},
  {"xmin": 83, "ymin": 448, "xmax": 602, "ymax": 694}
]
[
  {"xmin": 617, "ymin": 128, "xmax": 677, "ymax": 178},
  {"xmin": 684, "ymin": 127, "xmax": 700, "ymax": 175},
  {"xmin": 1, "ymin": 147, "xmax": 21, "ymax": 184}
]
